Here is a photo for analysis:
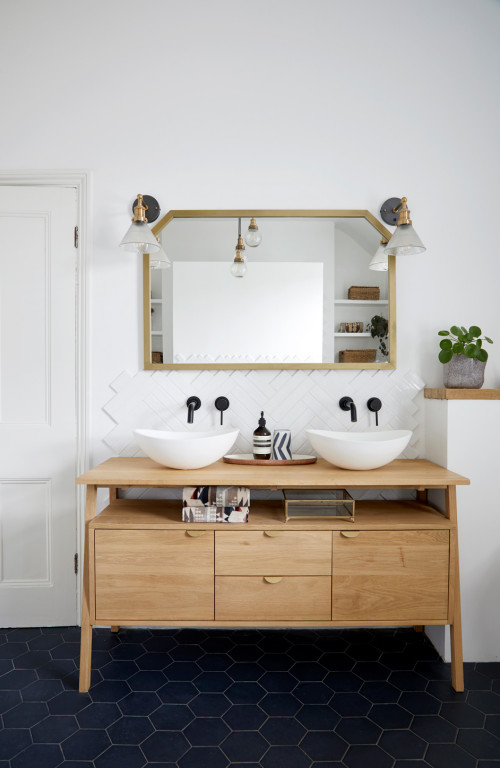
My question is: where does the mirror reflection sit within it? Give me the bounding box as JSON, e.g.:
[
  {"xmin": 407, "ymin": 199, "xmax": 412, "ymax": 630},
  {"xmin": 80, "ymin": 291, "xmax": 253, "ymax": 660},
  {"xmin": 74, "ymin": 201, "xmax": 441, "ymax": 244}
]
[{"xmin": 145, "ymin": 212, "xmax": 394, "ymax": 369}]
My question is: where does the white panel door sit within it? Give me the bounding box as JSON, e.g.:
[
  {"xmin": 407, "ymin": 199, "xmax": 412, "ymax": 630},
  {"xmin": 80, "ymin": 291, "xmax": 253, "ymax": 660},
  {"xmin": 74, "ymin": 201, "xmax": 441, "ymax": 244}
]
[{"xmin": 0, "ymin": 185, "xmax": 78, "ymax": 626}]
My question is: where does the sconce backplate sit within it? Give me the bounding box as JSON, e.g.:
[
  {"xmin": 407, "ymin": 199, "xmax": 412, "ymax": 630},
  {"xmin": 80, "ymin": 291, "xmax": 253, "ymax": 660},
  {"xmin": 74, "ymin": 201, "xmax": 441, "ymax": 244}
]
[{"xmin": 380, "ymin": 197, "xmax": 402, "ymax": 226}]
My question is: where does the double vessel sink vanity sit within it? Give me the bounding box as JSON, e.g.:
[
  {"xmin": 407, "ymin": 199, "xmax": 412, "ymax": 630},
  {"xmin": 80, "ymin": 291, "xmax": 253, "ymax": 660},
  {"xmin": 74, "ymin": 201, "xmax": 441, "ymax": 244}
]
[{"xmin": 77, "ymin": 456, "xmax": 469, "ymax": 693}]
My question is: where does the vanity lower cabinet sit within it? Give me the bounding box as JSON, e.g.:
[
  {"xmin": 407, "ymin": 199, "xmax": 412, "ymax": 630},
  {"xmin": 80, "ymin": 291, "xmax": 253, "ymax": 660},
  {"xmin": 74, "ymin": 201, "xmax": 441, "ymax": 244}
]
[
  {"xmin": 332, "ymin": 530, "xmax": 450, "ymax": 622},
  {"xmin": 95, "ymin": 530, "xmax": 215, "ymax": 621},
  {"xmin": 77, "ymin": 457, "xmax": 469, "ymax": 693},
  {"xmin": 215, "ymin": 530, "xmax": 332, "ymax": 621}
]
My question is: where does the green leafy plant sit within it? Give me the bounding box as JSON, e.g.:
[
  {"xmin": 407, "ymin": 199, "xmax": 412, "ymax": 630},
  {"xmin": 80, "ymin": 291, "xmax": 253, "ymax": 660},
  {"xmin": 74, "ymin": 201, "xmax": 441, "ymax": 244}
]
[
  {"xmin": 438, "ymin": 325, "xmax": 493, "ymax": 364},
  {"xmin": 367, "ymin": 314, "xmax": 388, "ymax": 357}
]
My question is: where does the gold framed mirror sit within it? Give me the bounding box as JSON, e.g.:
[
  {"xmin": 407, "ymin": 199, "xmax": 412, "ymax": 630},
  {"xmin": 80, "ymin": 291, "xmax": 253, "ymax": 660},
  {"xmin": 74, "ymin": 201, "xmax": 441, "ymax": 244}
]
[{"xmin": 144, "ymin": 210, "xmax": 395, "ymax": 370}]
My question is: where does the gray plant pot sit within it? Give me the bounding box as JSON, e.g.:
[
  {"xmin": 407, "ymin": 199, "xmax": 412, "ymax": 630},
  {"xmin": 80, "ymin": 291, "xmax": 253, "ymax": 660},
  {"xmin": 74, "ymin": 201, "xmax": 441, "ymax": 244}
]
[{"xmin": 443, "ymin": 355, "xmax": 486, "ymax": 388}]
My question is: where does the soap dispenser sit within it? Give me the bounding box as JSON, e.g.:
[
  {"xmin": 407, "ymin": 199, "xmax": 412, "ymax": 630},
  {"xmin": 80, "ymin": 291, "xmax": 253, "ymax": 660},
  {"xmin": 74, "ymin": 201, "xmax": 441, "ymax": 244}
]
[{"xmin": 253, "ymin": 411, "xmax": 271, "ymax": 460}]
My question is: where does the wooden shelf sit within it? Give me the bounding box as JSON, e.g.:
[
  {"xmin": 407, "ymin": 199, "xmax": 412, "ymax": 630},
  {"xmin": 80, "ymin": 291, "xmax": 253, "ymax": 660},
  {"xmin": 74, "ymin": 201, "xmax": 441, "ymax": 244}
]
[
  {"xmin": 335, "ymin": 299, "xmax": 388, "ymax": 305},
  {"xmin": 334, "ymin": 332, "xmax": 371, "ymax": 337},
  {"xmin": 90, "ymin": 499, "xmax": 454, "ymax": 531},
  {"xmin": 425, "ymin": 388, "xmax": 500, "ymax": 400}
]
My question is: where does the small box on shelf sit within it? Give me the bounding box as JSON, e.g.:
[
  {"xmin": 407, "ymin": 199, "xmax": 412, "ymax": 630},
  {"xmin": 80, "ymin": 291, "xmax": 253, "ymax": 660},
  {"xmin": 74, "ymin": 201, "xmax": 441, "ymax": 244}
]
[
  {"xmin": 348, "ymin": 286, "xmax": 380, "ymax": 300},
  {"xmin": 283, "ymin": 489, "xmax": 355, "ymax": 522},
  {"xmin": 339, "ymin": 349, "xmax": 377, "ymax": 363}
]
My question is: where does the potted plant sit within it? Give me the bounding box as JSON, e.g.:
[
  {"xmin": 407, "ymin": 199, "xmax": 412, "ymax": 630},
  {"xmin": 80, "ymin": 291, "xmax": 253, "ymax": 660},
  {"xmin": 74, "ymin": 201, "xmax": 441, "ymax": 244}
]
[
  {"xmin": 438, "ymin": 325, "xmax": 493, "ymax": 388},
  {"xmin": 367, "ymin": 314, "xmax": 388, "ymax": 359}
]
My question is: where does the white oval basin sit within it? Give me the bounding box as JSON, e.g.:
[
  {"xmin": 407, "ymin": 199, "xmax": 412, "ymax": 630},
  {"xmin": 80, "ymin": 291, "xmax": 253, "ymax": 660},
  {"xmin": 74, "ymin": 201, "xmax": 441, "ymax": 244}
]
[
  {"xmin": 306, "ymin": 429, "xmax": 412, "ymax": 470},
  {"xmin": 134, "ymin": 428, "xmax": 239, "ymax": 470}
]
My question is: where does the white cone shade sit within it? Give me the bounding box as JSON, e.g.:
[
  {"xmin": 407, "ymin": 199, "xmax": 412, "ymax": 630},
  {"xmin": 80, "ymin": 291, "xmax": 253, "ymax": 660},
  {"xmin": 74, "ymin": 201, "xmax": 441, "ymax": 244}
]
[
  {"xmin": 119, "ymin": 221, "xmax": 160, "ymax": 253},
  {"xmin": 150, "ymin": 244, "xmax": 171, "ymax": 269},
  {"xmin": 369, "ymin": 244, "xmax": 389, "ymax": 271},
  {"xmin": 385, "ymin": 223, "xmax": 425, "ymax": 256}
]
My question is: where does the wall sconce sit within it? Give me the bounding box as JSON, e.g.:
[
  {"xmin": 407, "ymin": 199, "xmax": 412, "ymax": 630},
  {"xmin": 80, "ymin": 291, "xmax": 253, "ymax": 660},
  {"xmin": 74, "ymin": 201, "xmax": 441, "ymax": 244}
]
[
  {"xmin": 380, "ymin": 196, "xmax": 426, "ymax": 256},
  {"xmin": 244, "ymin": 217, "xmax": 262, "ymax": 247},
  {"xmin": 231, "ymin": 218, "xmax": 247, "ymax": 278},
  {"xmin": 369, "ymin": 238, "xmax": 389, "ymax": 271},
  {"xmin": 119, "ymin": 194, "xmax": 161, "ymax": 254}
]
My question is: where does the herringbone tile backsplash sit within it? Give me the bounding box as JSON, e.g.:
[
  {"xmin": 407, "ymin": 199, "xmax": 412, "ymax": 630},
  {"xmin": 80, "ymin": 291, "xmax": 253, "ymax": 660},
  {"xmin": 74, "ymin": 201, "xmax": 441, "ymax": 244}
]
[{"xmin": 102, "ymin": 368, "xmax": 424, "ymax": 501}]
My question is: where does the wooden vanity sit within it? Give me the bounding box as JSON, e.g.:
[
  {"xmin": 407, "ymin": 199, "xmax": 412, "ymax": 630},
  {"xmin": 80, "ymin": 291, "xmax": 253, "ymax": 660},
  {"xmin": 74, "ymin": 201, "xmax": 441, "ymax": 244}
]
[{"xmin": 77, "ymin": 457, "xmax": 469, "ymax": 692}]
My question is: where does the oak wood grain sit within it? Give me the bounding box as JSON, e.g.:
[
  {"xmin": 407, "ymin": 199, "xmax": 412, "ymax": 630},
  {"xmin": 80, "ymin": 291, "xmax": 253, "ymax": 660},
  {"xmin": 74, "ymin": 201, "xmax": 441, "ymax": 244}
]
[
  {"xmin": 332, "ymin": 530, "xmax": 449, "ymax": 621},
  {"xmin": 215, "ymin": 576, "xmax": 331, "ymax": 621},
  {"xmin": 215, "ymin": 530, "xmax": 332, "ymax": 575},
  {"xmin": 77, "ymin": 457, "xmax": 469, "ymax": 489}
]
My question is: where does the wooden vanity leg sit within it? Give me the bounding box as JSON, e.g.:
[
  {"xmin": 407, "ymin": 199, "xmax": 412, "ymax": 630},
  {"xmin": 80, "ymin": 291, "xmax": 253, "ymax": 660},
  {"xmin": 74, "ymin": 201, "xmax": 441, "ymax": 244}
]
[
  {"xmin": 450, "ymin": 528, "xmax": 464, "ymax": 691},
  {"xmin": 413, "ymin": 625, "xmax": 424, "ymax": 632},
  {"xmin": 79, "ymin": 485, "xmax": 96, "ymax": 693},
  {"xmin": 447, "ymin": 486, "xmax": 464, "ymax": 692},
  {"xmin": 111, "ymin": 626, "xmax": 120, "ymax": 633}
]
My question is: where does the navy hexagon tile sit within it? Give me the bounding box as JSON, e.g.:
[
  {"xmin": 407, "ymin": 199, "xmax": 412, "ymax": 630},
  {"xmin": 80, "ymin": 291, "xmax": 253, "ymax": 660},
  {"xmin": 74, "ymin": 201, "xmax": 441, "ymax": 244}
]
[{"xmin": 0, "ymin": 625, "xmax": 499, "ymax": 767}]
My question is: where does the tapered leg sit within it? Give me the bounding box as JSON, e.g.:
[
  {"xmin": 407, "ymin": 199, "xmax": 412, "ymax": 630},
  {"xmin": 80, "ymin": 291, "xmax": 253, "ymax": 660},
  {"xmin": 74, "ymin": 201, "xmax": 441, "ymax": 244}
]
[
  {"xmin": 111, "ymin": 626, "xmax": 120, "ymax": 633},
  {"xmin": 413, "ymin": 625, "xmax": 424, "ymax": 632},
  {"xmin": 446, "ymin": 486, "xmax": 464, "ymax": 692},
  {"xmin": 450, "ymin": 528, "xmax": 464, "ymax": 691},
  {"xmin": 79, "ymin": 485, "xmax": 96, "ymax": 693}
]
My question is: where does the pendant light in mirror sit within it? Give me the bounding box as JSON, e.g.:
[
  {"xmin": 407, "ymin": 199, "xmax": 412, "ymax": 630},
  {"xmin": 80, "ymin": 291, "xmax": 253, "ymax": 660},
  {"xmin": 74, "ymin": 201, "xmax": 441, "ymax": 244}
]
[
  {"xmin": 244, "ymin": 217, "xmax": 262, "ymax": 247},
  {"xmin": 369, "ymin": 238, "xmax": 389, "ymax": 271},
  {"xmin": 231, "ymin": 218, "xmax": 247, "ymax": 277},
  {"xmin": 150, "ymin": 236, "xmax": 171, "ymax": 269},
  {"xmin": 381, "ymin": 196, "xmax": 426, "ymax": 256},
  {"xmin": 119, "ymin": 194, "xmax": 161, "ymax": 254}
]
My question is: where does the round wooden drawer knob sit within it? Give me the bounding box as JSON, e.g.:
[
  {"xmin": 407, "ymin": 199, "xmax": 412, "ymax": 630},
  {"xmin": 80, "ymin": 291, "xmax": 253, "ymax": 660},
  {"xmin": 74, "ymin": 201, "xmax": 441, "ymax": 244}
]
[
  {"xmin": 264, "ymin": 531, "xmax": 282, "ymax": 537},
  {"xmin": 186, "ymin": 530, "xmax": 206, "ymax": 537},
  {"xmin": 340, "ymin": 530, "xmax": 360, "ymax": 538},
  {"xmin": 264, "ymin": 576, "xmax": 283, "ymax": 584}
]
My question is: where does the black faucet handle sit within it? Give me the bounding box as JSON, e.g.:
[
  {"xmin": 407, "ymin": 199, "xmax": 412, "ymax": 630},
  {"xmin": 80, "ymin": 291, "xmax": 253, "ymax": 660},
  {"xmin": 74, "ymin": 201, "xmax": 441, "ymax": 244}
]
[
  {"xmin": 367, "ymin": 397, "xmax": 382, "ymax": 426},
  {"xmin": 215, "ymin": 396, "xmax": 230, "ymax": 425}
]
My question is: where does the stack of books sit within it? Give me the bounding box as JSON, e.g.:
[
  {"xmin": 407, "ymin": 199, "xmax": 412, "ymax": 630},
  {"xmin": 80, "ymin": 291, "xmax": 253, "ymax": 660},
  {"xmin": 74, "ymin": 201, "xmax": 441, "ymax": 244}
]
[{"xmin": 182, "ymin": 486, "xmax": 250, "ymax": 523}]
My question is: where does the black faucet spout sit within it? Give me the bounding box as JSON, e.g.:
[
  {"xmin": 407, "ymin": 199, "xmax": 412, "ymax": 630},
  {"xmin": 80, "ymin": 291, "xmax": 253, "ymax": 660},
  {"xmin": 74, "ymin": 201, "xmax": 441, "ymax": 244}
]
[
  {"xmin": 186, "ymin": 396, "xmax": 201, "ymax": 423},
  {"xmin": 339, "ymin": 396, "xmax": 357, "ymax": 423}
]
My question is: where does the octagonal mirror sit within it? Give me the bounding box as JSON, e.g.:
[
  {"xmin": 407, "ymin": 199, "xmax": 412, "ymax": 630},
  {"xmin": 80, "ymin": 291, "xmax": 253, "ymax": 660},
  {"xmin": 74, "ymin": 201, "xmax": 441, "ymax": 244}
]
[{"xmin": 144, "ymin": 210, "xmax": 395, "ymax": 370}]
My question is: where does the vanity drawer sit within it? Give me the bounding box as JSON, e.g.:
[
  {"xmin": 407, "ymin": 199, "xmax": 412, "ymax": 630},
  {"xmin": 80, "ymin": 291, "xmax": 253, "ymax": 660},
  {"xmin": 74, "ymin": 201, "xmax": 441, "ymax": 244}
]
[
  {"xmin": 332, "ymin": 530, "xmax": 449, "ymax": 622},
  {"xmin": 95, "ymin": 530, "xmax": 214, "ymax": 621},
  {"xmin": 215, "ymin": 530, "xmax": 331, "ymax": 575},
  {"xmin": 215, "ymin": 576, "xmax": 332, "ymax": 620}
]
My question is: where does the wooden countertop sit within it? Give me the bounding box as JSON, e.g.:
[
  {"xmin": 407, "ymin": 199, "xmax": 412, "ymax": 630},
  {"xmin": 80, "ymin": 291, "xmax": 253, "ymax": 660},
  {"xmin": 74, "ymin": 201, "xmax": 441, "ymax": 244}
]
[{"xmin": 77, "ymin": 457, "xmax": 469, "ymax": 489}]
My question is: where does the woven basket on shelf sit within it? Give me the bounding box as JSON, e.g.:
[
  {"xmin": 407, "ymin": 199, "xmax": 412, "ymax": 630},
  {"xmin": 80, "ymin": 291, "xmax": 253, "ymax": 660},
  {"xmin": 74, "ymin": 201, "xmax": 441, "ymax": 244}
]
[
  {"xmin": 339, "ymin": 349, "xmax": 377, "ymax": 363},
  {"xmin": 348, "ymin": 286, "xmax": 380, "ymax": 300}
]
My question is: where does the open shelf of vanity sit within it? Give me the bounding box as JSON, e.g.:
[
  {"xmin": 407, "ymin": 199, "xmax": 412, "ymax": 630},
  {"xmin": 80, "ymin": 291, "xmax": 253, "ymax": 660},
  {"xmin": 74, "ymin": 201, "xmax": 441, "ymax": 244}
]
[{"xmin": 77, "ymin": 458, "xmax": 469, "ymax": 693}]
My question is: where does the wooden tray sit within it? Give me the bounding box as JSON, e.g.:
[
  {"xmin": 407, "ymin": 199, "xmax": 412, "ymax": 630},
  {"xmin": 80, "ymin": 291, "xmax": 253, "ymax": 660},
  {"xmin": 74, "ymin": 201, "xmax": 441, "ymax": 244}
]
[{"xmin": 223, "ymin": 454, "xmax": 317, "ymax": 466}]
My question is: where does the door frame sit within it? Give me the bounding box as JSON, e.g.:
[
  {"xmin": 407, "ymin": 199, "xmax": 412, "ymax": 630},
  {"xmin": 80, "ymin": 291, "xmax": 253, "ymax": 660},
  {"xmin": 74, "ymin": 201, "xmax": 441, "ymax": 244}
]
[{"xmin": 0, "ymin": 170, "xmax": 90, "ymax": 623}]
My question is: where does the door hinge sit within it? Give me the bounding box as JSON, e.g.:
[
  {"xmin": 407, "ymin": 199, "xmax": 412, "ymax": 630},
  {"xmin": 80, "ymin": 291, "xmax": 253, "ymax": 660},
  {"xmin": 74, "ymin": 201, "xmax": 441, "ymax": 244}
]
[
  {"xmin": 74, "ymin": 226, "xmax": 79, "ymax": 248},
  {"xmin": 74, "ymin": 553, "xmax": 79, "ymax": 574}
]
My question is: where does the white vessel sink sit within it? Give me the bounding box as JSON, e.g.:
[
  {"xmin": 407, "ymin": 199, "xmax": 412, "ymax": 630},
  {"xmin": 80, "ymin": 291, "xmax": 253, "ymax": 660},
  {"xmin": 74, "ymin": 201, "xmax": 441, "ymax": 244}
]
[
  {"xmin": 306, "ymin": 429, "xmax": 412, "ymax": 470},
  {"xmin": 134, "ymin": 428, "xmax": 239, "ymax": 470}
]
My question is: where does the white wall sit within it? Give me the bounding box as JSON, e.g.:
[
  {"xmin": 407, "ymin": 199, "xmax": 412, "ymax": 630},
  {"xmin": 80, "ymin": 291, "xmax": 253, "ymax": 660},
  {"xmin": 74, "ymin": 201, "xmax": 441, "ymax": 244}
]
[
  {"xmin": 2, "ymin": 0, "xmax": 500, "ymax": 653},
  {"xmin": 426, "ymin": 399, "xmax": 500, "ymax": 662}
]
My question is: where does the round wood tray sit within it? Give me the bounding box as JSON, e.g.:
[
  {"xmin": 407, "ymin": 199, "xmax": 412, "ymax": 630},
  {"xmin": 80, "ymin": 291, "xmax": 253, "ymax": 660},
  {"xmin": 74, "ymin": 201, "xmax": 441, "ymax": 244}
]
[{"xmin": 223, "ymin": 454, "xmax": 317, "ymax": 466}]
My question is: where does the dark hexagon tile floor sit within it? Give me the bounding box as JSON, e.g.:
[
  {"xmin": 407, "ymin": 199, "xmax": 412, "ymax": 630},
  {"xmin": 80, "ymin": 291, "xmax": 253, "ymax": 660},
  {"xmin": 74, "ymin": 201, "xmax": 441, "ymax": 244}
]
[{"xmin": 0, "ymin": 626, "xmax": 499, "ymax": 766}]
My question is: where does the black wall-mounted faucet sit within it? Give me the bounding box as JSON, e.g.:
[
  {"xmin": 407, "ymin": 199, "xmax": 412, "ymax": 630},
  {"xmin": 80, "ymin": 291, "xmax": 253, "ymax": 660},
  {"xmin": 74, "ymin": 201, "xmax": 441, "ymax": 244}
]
[
  {"xmin": 339, "ymin": 396, "xmax": 357, "ymax": 423},
  {"xmin": 215, "ymin": 397, "xmax": 230, "ymax": 425},
  {"xmin": 367, "ymin": 397, "xmax": 382, "ymax": 426},
  {"xmin": 186, "ymin": 396, "xmax": 201, "ymax": 423}
]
